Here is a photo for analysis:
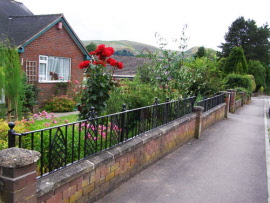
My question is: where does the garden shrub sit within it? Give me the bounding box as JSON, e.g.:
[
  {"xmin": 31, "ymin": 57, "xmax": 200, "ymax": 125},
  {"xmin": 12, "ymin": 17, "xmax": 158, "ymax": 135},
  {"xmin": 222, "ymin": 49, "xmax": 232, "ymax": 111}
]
[
  {"xmin": 0, "ymin": 118, "xmax": 31, "ymax": 150},
  {"xmin": 246, "ymin": 75, "xmax": 256, "ymax": 92},
  {"xmin": 106, "ymin": 80, "xmax": 171, "ymax": 114},
  {"xmin": 44, "ymin": 96, "xmax": 76, "ymax": 112},
  {"xmin": 22, "ymin": 83, "xmax": 40, "ymax": 113},
  {"xmin": 224, "ymin": 74, "xmax": 253, "ymax": 93},
  {"xmin": 0, "ymin": 104, "xmax": 6, "ymax": 119}
]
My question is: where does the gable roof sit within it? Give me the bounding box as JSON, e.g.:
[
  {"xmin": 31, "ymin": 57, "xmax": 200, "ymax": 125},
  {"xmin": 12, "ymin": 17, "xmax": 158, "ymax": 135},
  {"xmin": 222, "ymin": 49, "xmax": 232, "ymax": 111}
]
[
  {"xmin": 0, "ymin": 0, "xmax": 33, "ymax": 41},
  {"xmin": 8, "ymin": 14, "xmax": 61, "ymax": 47},
  {"xmin": 0, "ymin": 0, "xmax": 90, "ymax": 59}
]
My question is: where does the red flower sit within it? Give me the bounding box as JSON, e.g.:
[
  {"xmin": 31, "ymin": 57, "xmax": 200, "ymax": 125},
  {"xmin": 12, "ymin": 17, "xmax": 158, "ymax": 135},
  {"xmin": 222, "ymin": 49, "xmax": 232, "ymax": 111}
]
[
  {"xmin": 116, "ymin": 61, "xmax": 124, "ymax": 69},
  {"xmin": 103, "ymin": 47, "xmax": 114, "ymax": 57},
  {"xmin": 93, "ymin": 61, "xmax": 106, "ymax": 67},
  {"xmin": 79, "ymin": 60, "xmax": 90, "ymax": 69},
  {"xmin": 91, "ymin": 44, "xmax": 114, "ymax": 61},
  {"xmin": 106, "ymin": 58, "xmax": 117, "ymax": 66}
]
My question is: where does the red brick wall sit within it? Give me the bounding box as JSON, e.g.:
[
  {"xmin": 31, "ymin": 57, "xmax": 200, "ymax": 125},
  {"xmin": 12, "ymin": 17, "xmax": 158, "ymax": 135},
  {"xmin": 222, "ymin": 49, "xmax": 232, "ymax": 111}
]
[
  {"xmin": 37, "ymin": 114, "xmax": 197, "ymax": 202},
  {"xmin": 27, "ymin": 103, "xmax": 225, "ymax": 203},
  {"xmin": 202, "ymin": 103, "xmax": 226, "ymax": 131},
  {"xmin": 19, "ymin": 24, "xmax": 85, "ymax": 107}
]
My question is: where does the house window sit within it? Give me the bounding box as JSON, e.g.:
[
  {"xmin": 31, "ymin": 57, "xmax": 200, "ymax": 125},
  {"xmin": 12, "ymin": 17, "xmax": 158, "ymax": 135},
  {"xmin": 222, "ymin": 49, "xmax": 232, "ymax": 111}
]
[{"xmin": 39, "ymin": 55, "xmax": 71, "ymax": 82}]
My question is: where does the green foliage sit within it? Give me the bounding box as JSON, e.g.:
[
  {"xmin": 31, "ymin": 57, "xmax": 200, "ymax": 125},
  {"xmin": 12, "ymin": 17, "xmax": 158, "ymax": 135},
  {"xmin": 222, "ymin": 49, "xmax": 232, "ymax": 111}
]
[
  {"xmin": 66, "ymin": 80, "xmax": 82, "ymax": 103},
  {"xmin": 80, "ymin": 64, "xmax": 115, "ymax": 118},
  {"xmin": 0, "ymin": 42, "xmax": 25, "ymax": 120},
  {"xmin": 224, "ymin": 74, "xmax": 253, "ymax": 93},
  {"xmin": 86, "ymin": 42, "xmax": 97, "ymax": 52},
  {"xmin": 44, "ymin": 96, "xmax": 76, "ymax": 112},
  {"xmin": 106, "ymin": 80, "xmax": 170, "ymax": 114},
  {"xmin": 259, "ymin": 86, "xmax": 264, "ymax": 93},
  {"xmin": 136, "ymin": 62, "xmax": 156, "ymax": 83},
  {"xmin": 194, "ymin": 46, "xmax": 206, "ymax": 59},
  {"xmin": 247, "ymin": 60, "xmax": 266, "ymax": 90},
  {"xmin": 21, "ymin": 82, "xmax": 40, "ymax": 112},
  {"xmin": 0, "ymin": 119, "xmax": 8, "ymax": 150},
  {"xmin": 223, "ymin": 46, "xmax": 248, "ymax": 74},
  {"xmin": 234, "ymin": 87, "xmax": 249, "ymax": 94},
  {"xmin": 0, "ymin": 112, "xmax": 78, "ymax": 150},
  {"xmin": 114, "ymin": 50, "xmax": 134, "ymax": 56},
  {"xmin": 246, "ymin": 75, "xmax": 257, "ymax": 92},
  {"xmin": 78, "ymin": 45, "xmax": 123, "ymax": 119},
  {"xmin": 219, "ymin": 16, "xmax": 270, "ymax": 66},
  {"xmin": 185, "ymin": 57, "xmax": 223, "ymax": 97},
  {"xmin": 145, "ymin": 25, "xmax": 199, "ymax": 98},
  {"xmin": 0, "ymin": 118, "xmax": 31, "ymax": 150}
]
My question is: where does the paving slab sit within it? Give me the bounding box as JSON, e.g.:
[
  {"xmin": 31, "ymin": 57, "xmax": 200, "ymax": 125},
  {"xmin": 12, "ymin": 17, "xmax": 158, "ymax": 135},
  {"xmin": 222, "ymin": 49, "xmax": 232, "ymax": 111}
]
[{"xmin": 95, "ymin": 97, "xmax": 269, "ymax": 203}]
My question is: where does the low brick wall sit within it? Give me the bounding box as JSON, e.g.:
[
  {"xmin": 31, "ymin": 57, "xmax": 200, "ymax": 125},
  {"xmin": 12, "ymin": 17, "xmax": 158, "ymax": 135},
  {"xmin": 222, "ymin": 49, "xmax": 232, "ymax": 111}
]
[
  {"xmin": 202, "ymin": 103, "xmax": 226, "ymax": 131},
  {"xmin": 0, "ymin": 103, "xmax": 227, "ymax": 203},
  {"xmin": 37, "ymin": 114, "xmax": 197, "ymax": 202},
  {"xmin": 235, "ymin": 99, "xmax": 242, "ymax": 111},
  {"xmin": 35, "ymin": 104, "xmax": 226, "ymax": 202}
]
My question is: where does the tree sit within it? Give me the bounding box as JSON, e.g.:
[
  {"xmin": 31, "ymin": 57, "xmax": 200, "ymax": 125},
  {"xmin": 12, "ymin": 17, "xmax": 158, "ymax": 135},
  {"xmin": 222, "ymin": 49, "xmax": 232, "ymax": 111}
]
[
  {"xmin": 185, "ymin": 57, "xmax": 223, "ymax": 97},
  {"xmin": 0, "ymin": 43, "xmax": 25, "ymax": 121},
  {"xmin": 247, "ymin": 60, "xmax": 266, "ymax": 90},
  {"xmin": 219, "ymin": 16, "xmax": 270, "ymax": 65},
  {"xmin": 86, "ymin": 42, "xmax": 97, "ymax": 53},
  {"xmin": 223, "ymin": 46, "xmax": 248, "ymax": 74},
  {"xmin": 194, "ymin": 46, "xmax": 206, "ymax": 59}
]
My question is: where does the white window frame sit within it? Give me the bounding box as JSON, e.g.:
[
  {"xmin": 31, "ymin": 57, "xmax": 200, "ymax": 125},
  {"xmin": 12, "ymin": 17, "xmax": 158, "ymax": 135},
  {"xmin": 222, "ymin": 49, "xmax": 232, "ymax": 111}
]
[{"xmin": 38, "ymin": 55, "xmax": 71, "ymax": 83}]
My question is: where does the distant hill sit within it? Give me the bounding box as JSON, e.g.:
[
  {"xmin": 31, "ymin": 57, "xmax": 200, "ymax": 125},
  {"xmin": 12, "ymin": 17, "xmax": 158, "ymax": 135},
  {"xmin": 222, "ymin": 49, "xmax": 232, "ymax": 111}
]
[
  {"xmin": 82, "ymin": 40, "xmax": 160, "ymax": 55},
  {"xmin": 82, "ymin": 40, "xmax": 216, "ymax": 58}
]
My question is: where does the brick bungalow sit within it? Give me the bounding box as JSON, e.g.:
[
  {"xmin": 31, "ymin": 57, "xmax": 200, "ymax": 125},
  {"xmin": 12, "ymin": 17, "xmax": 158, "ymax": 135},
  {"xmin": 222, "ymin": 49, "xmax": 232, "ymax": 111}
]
[{"xmin": 0, "ymin": 0, "xmax": 90, "ymax": 107}]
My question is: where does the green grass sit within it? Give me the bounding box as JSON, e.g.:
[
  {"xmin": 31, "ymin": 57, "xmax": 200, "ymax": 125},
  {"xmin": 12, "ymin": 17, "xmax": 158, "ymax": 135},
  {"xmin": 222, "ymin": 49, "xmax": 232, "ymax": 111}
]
[
  {"xmin": 60, "ymin": 114, "xmax": 79, "ymax": 122},
  {"xmin": 26, "ymin": 113, "xmax": 80, "ymax": 131}
]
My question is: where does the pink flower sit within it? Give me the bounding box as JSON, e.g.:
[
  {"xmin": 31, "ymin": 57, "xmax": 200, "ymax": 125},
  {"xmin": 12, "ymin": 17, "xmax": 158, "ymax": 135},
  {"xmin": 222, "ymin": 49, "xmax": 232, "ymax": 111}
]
[
  {"xmin": 101, "ymin": 132, "xmax": 107, "ymax": 138},
  {"xmin": 44, "ymin": 123, "xmax": 50, "ymax": 127},
  {"xmin": 74, "ymin": 80, "xmax": 79, "ymax": 84}
]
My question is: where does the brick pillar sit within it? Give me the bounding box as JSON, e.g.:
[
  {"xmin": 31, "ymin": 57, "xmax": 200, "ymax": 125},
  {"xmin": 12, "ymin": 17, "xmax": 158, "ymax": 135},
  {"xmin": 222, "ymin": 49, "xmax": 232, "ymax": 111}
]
[
  {"xmin": 193, "ymin": 106, "xmax": 204, "ymax": 139},
  {"xmin": 239, "ymin": 92, "xmax": 244, "ymax": 107},
  {"xmin": 227, "ymin": 89, "xmax": 236, "ymax": 113},
  {"xmin": 242, "ymin": 92, "xmax": 247, "ymax": 104},
  {"xmin": 220, "ymin": 91, "xmax": 230, "ymax": 119},
  {"xmin": 0, "ymin": 147, "xmax": 40, "ymax": 203}
]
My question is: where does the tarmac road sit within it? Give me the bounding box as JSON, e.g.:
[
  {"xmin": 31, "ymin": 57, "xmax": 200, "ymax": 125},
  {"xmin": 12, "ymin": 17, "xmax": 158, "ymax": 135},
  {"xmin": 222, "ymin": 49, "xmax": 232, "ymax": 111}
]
[{"xmin": 96, "ymin": 96, "xmax": 269, "ymax": 203}]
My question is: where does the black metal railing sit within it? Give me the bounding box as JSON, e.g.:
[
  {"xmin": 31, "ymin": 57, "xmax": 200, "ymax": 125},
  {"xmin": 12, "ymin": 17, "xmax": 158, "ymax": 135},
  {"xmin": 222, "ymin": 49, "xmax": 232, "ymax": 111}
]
[
  {"xmin": 8, "ymin": 96, "xmax": 195, "ymax": 178},
  {"xmin": 196, "ymin": 93, "xmax": 225, "ymax": 112}
]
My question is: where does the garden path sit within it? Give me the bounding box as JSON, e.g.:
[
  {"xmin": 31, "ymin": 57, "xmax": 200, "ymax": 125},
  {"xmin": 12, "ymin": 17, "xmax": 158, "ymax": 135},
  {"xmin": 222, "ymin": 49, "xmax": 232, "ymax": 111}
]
[{"xmin": 95, "ymin": 96, "xmax": 270, "ymax": 203}]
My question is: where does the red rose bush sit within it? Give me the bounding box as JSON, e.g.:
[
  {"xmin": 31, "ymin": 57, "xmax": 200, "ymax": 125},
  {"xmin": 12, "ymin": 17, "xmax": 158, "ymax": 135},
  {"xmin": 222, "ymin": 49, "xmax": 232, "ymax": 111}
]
[{"xmin": 78, "ymin": 44, "xmax": 124, "ymax": 119}]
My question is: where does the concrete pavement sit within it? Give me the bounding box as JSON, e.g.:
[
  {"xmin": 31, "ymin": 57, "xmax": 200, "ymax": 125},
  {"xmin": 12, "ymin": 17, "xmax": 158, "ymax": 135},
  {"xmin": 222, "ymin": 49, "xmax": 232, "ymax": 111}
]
[{"xmin": 96, "ymin": 97, "xmax": 269, "ymax": 203}]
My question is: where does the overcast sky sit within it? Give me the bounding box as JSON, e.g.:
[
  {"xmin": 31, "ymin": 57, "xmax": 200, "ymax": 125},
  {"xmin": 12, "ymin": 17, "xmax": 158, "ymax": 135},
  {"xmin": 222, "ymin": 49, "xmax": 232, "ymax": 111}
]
[{"xmin": 19, "ymin": 0, "xmax": 270, "ymax": 51}]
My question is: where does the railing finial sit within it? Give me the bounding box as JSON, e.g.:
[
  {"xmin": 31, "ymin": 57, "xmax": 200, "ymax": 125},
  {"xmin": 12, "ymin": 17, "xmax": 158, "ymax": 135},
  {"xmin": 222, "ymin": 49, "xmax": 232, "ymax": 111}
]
[
  {"xmin": 86, "ymin": 106, "xmax": 97, "ymax": 120},
  {"xmin": 154, "ymin": 97, "xmax": 159, "ymax": 106}
]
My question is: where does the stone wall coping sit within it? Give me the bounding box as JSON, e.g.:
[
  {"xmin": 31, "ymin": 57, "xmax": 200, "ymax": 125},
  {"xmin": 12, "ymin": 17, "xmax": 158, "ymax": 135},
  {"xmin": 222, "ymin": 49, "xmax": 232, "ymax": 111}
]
[
  {"xmin": 193, "ymin": 106, "xmax": 204, "ymax": 112},
  {"xmin": 202, "ymin": 103, "xmax": 226, "ymax": 119},
  {"xmin": 0, "ymin": 147, "xmax": 40, "ymax": 168},
  {"xmin": 227, "ymin": 89, "xmax": 237, "ymax": 92}
]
